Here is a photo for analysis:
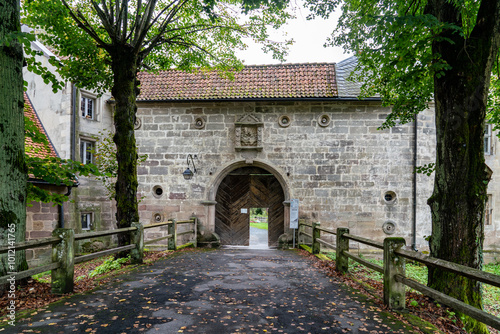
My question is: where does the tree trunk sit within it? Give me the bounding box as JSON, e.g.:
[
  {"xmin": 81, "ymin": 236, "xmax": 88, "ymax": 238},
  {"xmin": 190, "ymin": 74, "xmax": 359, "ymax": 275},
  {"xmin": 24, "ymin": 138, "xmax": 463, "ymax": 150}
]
[
  {"xmin": 110, "ymin": 45, "xmax": 140, "ymax": 250},
  {"xmin": 0, "ymin": 0, "xmax": 28, "ymax": 285},
  {"xmin": 426, "ymin": 1, "xmax": 500, "ymax": 333}
]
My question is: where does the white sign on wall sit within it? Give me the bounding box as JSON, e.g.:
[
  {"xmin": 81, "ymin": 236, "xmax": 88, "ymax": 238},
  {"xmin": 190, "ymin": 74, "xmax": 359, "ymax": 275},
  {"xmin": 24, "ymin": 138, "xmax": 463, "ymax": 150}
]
[
  {"xmin": 290, "ymin": 199, "xmax": 299, "ymax": 229},
  {"xmin": 241, "ymin": 208, "xmax": 248, "ymax": 214}
]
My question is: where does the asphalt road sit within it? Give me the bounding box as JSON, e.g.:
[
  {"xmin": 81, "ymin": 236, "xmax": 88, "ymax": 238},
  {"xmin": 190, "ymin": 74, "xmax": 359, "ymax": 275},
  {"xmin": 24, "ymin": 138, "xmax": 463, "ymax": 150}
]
[{"xmin": 6, "ymin": 248, "xmax": 420, "ymax": 333}]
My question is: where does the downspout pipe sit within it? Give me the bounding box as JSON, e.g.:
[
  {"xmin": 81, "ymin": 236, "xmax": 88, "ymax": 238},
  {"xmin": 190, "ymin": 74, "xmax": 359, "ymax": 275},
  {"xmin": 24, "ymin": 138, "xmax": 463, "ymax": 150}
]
[
  {"xmin": 412, "ymin": 114, "xmax": 418, "ymax": 251},
  {"xmin": 58, "ymin": 186, "xmax": 74, "ymax": 228},
  {"xmin": 59, "ymin": 84, "xmax": 78, "ymax": 228},
  {"xmin": 71, "ymin": 83, "xmax": 77, "ymax": 161}
]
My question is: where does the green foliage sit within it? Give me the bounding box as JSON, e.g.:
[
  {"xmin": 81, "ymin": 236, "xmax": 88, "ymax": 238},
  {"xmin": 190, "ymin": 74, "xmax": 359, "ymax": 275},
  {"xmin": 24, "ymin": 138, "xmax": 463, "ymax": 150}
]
[
  {"xmin": 307, "ymin": 2, "xmax": 498, "ymax": 332},
  {"xmin": 306, "ymin": 0, "xmax": 449, "ymax": 128},
  {"xmin": 415, "ymin": 163, "xmax": 435, "ymax": 177},
  {"xmin": 487, "ymin": 61, "xmax": 500, "ymax": 132},
  {"xmin": 345, "ymin": 257, "xmax": 500, "ymax": 316},
  {"xmin": 32, "ymin": 270, "xmax": 51, "ymax": 283},
  {"xmin": 484, "ymin": 262, "xmax": 500, "ymax": 315},
  {"xmin": 305, "ymin": 0, "xmax": 498, "ymax": 129},
  {"xmin": 75, "ymin": 275, "xmax": 86, "ymax": 282},
  {"xmin": 25, "ymin": 106, "xmax": 104, "ymax": 205},
  {"xmin": 0, "ymin": 28, "xmax": 64, "ymax": 92},
  {"xmin": 176, "ymin": 242, "xmax": 195, "ymax": 250},
  {"xmin": 249, "ymin": 222, "xmax": 268, "ymax": 230},
  {"xmin": 325, "ymin": 251, "xmax": 336, "ymax": 261},
  {"xmin": 22, "ymin": 0, "xmax": 293, "ymax": 95},
  {"xmin": 89, "ymin": 256, "xmax": 130, "ymax": 278},
  {"xmin": 22, "ymin": 0, "xmax": 293, "ymax": 236},
  {"xmin": 92, "ymin": 130, "xmax": 147, "ymax": 200}
]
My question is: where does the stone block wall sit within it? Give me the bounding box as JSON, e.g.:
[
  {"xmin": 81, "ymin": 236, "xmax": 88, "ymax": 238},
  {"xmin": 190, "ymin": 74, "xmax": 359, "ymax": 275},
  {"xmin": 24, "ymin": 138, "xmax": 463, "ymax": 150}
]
[
  {"xmin": 134, "ymin": 100, "xmax": 447, "ymax": 250},
  {"xmin": 26, "ymin": 200, "xmax": 58, "ymax": 266}
]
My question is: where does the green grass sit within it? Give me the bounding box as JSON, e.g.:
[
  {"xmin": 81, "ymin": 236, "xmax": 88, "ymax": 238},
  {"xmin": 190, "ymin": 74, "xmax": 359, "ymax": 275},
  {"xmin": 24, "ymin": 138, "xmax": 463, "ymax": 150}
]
[
  {"xmin": 250, "ymin": 222, "xmax": 268, "ymax": 230},
  {"xmin": 484, "ymin": 263, "xmax": 500, "ymax": 314},
  {"xmin": 322, "ymin": 251, "xmax": 500, "ymax": 314},
  {"xmin": 32, "ymin": 270, "xmax": 51, "ymax": 283}
]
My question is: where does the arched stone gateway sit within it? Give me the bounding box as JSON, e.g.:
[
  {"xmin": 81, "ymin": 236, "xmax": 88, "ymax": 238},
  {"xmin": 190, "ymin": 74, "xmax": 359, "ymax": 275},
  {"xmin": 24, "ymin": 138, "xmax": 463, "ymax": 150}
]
[{"xmin": 214, "ymin": 165, "xmax": 286, "ymax": 247}]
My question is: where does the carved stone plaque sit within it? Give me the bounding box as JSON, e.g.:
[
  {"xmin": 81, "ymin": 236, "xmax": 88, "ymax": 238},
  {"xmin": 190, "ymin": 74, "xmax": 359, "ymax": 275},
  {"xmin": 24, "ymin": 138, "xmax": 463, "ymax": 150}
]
[{"xmin": 234, "ymin": 114, "xmax": 263, "ymax": 151}]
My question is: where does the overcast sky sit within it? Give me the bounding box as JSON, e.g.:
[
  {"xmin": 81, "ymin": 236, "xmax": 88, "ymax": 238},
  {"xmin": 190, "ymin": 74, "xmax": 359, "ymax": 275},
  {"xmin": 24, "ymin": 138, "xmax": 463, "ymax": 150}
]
[{"xmin": 236, "ymin": 4, "xmax": 351, "ymax": 65}]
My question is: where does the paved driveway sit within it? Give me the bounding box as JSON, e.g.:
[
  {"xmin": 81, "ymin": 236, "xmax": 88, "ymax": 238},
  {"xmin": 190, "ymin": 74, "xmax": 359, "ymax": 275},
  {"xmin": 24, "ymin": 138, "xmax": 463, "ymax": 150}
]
[{"xmin": 6, "ymin": 249, "xmax": 419, "ymax": 333}]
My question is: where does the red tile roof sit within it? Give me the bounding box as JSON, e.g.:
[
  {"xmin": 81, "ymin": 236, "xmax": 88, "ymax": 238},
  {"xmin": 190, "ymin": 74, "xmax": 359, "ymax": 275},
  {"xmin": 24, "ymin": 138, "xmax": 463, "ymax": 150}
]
[
  {"xmin": 24, "ymin": 92, "xmax": 58, "ymax": 159},
  {"xmin": 137, "ymin": 63, "xmax": 337, "ymax": 101}
]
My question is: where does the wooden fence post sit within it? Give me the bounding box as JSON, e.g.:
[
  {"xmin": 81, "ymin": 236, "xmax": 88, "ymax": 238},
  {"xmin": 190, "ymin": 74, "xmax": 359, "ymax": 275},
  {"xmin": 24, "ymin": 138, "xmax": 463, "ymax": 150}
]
[
  {"xmin": 336, "ymin": 228, "xmax": 349, "ymax": 274},
  {"xmin": 130, "ymin": 222, "xmax": 144, "ymax": 264},
  {"xmin": 51, "ymin": 228, "xmax": 74, "ymax": 294},
  {"xmin": 383, "ymin": 237, "xmax": 406, "ymax": 310},
  {"xmin": 168, "ymin": 219, "xmax": 177, "ymax": 250},
  {"xmin": 312, "ymin": 222, "xmax": 320, "ymax": 254}
]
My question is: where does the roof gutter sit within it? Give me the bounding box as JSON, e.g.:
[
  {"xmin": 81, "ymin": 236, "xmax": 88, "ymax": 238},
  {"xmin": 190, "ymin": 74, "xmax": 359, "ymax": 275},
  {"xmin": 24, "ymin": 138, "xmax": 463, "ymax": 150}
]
[
  {"xmin": 137, "ymin": 97, "xmax": 382, "ymax": 104},
  {"xmin": 29, "ymin": 178, "xmax": 80, "ymax": 229}
]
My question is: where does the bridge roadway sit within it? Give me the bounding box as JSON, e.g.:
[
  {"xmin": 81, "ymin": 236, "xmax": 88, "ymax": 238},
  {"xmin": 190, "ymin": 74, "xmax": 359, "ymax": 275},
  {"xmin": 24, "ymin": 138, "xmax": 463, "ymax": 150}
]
[{"xmin": 9, "ymin": 248, "xmax": 421, "ymax": 333}]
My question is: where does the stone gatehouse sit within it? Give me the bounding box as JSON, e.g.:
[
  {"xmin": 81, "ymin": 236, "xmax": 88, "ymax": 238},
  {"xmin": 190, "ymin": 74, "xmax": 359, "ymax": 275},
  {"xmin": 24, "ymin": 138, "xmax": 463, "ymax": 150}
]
[
  {"xmin": 24, "ymin": 54, "xmax": 499, "ymax": 261},
  {"xmin": 134, "ymin": 59, "xmax": 443, "ymax": 251}
]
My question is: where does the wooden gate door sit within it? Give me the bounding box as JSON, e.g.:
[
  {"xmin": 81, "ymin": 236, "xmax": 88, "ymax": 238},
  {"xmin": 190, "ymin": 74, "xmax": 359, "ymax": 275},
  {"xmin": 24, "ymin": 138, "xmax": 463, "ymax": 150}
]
[
  {"xmin": 215, "ymin": 167, "xmax": 285, "ymax": 247},
  {"xmin": 215, "ymin": 174, "xmax": 251, "ymax": 245},
  {"xmin": 250, "ymin": 174, "xmax": 284, "ymax": 247}
]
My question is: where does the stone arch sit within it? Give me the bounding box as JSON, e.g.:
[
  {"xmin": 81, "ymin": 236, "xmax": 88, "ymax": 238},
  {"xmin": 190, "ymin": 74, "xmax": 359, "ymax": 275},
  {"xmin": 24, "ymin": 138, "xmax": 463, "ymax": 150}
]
[
  {"xmin": 202, "ymin": 159, "xmax": 291, "ymax": 247},
  {"xmin": 206, "ymin": 159, "xmax": 291, "ymax": 202}
]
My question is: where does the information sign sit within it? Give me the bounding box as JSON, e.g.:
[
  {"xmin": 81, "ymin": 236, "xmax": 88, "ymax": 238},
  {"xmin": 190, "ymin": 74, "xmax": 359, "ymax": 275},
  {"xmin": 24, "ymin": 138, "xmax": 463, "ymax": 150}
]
[{"xmin": 290, "ymin": 199, "xmax": 299, "ymax": 229}]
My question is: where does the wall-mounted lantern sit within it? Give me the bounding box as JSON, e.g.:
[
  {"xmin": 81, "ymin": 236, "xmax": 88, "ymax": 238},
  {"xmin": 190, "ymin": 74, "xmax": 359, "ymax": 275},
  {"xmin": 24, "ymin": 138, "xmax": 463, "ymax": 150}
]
[{"xmin": 183, "ymin": 154, "xmax": 197, "ymax": 180}]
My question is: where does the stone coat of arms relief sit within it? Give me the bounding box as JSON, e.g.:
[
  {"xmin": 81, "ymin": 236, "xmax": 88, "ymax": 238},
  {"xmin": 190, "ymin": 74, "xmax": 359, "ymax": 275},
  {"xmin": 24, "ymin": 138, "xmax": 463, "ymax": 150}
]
[{"xmin": 234, "ymin": 114, "xmax": 263, "ymax": 151}]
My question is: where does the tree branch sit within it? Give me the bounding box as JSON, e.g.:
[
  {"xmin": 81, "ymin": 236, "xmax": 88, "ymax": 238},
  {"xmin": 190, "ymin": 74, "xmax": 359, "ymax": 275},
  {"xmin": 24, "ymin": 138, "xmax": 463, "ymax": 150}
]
[
  {"xmin": 90, "ymin": 0, "xmax": 115, "ymax": 39},
  {"xmin": 120, "ymin": 0, "xmax": 128, "ymax": 43},
  {"xmin": 140, "ymin": 23, "xmax": 244, "ymax": 57},
  {"xmin": 142, "ymin": 0, "xmax": 188, "ymax": 55},
  {"xmin": 470, "ymin": 0, "xmax": 500, "ymax": 52},
  {"xmin": 60, "ymin": 0, "xmax": 108, "ymax": 48},
  {"xmin": 113, "ymin": 0, "xmax": 128, "ymax": 43},
  {"xmin": 132, "ymin": 0, "xmax": 162, "ymax": 47}
]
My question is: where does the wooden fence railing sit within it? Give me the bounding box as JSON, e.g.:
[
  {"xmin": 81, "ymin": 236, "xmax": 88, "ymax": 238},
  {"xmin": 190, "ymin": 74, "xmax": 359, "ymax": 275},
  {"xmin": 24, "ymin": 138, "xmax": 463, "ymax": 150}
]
[
  {"xmin": 0, "ymin": 218, "xmax": 197, "ymax": 294},
  {"xmin": 297, "ymin": 221, "xmax": 500, "ymax": 331}
]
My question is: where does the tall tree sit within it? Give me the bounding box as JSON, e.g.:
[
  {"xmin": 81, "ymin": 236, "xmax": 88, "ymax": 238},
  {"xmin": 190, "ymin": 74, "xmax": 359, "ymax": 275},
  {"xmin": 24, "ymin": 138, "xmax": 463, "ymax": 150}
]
[
  {"xmin": 24, "ymin": 0, "xmax": 291, "ymax": 248},
  {"xmin": 0, "ymin": 0, "xmax": 28, "ymax": 280},
  {"xmin": 307, "ymin": 0, "xmax": 500, "ymax": 332}
]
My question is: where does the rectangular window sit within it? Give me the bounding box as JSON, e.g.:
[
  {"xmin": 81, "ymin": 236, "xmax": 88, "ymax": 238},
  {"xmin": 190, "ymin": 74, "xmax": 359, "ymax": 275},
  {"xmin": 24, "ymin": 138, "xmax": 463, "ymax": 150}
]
[
  {"xmin": 81, "ymin": 96, "xmax": 95, "ymax": 120},
  {"xmin": 80, "ymin": 140, "xmax": 94, "ymax": 164},
  {"xmin": 484, "ymin": 124, "xmax": 492, "ymax": 155},
  {"xmin": 81, "ymin": 213, "xmax": 92, "ymax": 230},
  {"xmin": 485, "ymin": 195, "xmax": 493, "ymax": 226}
]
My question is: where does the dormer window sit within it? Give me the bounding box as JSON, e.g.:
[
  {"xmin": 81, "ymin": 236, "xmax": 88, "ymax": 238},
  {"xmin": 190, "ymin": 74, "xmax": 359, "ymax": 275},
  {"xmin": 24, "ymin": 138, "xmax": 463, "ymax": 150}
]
[{"xmin": 81, "ymin": 96, "xmax": 95, "ymax": 120}]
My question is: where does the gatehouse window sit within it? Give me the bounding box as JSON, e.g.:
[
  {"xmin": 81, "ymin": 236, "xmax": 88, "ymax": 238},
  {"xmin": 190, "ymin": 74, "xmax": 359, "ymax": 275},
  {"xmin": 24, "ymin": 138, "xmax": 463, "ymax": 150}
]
[
  {"xmin": 383, "ymin": 190, "xmax": 397, "ymax": 204},
  {"xmin": 81, "ymin": 213, "xmax": 93, "ymax": 230}
]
